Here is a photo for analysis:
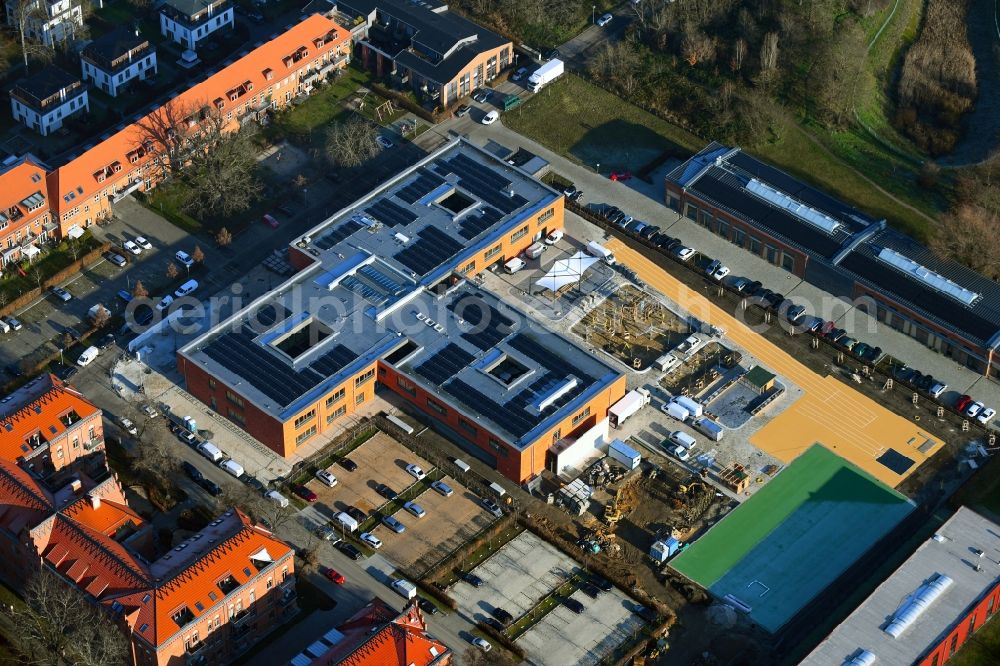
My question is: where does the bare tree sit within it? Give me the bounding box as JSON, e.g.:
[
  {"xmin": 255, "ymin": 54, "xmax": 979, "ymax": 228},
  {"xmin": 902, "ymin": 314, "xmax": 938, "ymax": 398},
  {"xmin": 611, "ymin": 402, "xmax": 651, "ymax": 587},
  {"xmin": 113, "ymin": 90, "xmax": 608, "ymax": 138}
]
[
  {"xmin": 589, "ymin": 41, "xmax": 643, "ymax": 97},
  {"xmin": 4, "ymin": 569, "xmax": 129, "ymax": 666},
  {"xmin": 461, "ymin": 646, "xmax": 519, "ymax": 665},
  {"xmin": 324, "ymin": 115, "xmax": 382, "ymax": 168},
  {"xmin": 9, "ymin": 0, "xmax": 53, "ymax": 68},
  {"xmin": 758, "ymin": 31, "xmax": 780, "ymax": 83},
  {"xmin": 165, "ymin": 261, "xmax": 178, "ymax": 280},
  {"xmin": 681, "ymin": 24, "xmax": 715, "ymax": 66},
  {"xmin": 183, "ymin": 127, "xmax": 262, "ymax": 218},
  {"xmin": 929, "ymin": 205, "xmax": 1000, "ymax": 277},
  {"xmin": 132, "ymin": 280, "xmax": 148, "ymax": 299},
  {"xmin": 220, "ymin": 483, "xmax": 293, "ymax": 532},
  {"xmin": 191, "ymin": 245, "xmax": 205, "ymax": 263},
  {"xmin": 134, "ymin": 98, "xmax": 210, "ymax": 182},
  {"xmin": 90, "ymin": 306, "xmax": 109, "ymax": 330},
  {"xmin": 30, "ymin": 267, "xmax": 43, "ymax": 290},
  {"xmin": 730, "ymin": 37, "xmax": 747, "ymax": 73},
  {"xmin": 216, "ymin": 227, "xmax": 233, "ymax": 247}
]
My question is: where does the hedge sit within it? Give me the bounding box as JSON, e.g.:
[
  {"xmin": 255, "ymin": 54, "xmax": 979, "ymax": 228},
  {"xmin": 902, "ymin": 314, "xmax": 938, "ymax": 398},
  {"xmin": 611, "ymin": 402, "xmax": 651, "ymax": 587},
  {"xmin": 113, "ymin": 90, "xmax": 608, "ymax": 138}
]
[{"xmin": 43, "ymin": 242, "xmax": 110, "ymax": 288}]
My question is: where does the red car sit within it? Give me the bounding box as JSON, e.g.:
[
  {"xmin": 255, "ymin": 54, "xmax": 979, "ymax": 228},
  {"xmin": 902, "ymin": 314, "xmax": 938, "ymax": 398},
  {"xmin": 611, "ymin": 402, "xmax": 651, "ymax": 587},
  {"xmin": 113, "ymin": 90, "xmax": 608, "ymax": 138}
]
[
  {"xmin": 955, "ymin": 394, "xmax": 973, "ymax": 413},
  {"xmin": 609, "ymin": 170, "xmax": 632, "ymax": 182},
  {"xmin": 263, "ymin": 213, "xmax": 279, "ymax": 229},
  {"xmin": 292, "ymin": 484, "xmax": 317, "ymax": 502},
  {"xmin": 324, "ymin": 567, "xmax": 345, "ymax": 584}
]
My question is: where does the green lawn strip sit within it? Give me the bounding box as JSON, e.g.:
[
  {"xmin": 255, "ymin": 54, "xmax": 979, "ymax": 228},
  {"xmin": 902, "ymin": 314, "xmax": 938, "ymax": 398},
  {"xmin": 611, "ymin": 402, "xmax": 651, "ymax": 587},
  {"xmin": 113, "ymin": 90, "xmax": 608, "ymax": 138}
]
[
  {"xmin": 504, "ymin": 74, "xmax": 703, "ymax": 172},
  {"xmin": 439, "ymin": 524, "xmax": 524, "ymax": 587},
  {"xmin": 507, "ymin": 575, "xmax": 582, "ymax": 640}
]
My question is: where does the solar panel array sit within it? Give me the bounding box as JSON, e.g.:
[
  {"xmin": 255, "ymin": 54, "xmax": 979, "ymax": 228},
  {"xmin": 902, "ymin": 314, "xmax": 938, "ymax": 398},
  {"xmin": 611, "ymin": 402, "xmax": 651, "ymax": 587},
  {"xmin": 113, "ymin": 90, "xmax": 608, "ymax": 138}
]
[
  {"xmin": 447, "ymin": 296, "xmax": 515, "ymax": 350},
  {"xmin": 396, "ymin": 169, "xmax": 445, "ymax": 205},
  {"xmin": 414, "ymin": 344, "xmax": 474, "ymax": 385},
  {"xmin": 446, "ymin": 379, "xmax": 537, "ymax": 437},
  {"xmin": 508, "ymin": 333, "xmax": 595, "ymax": 384},
  {"xmin": 434, "ymin": 153, "xmax": 529, "ymax": 215},
  {"xmin": 459, "ymin": 206, "xmax": 503, "ymax": 240},
  {"xmin": 251, "ymin": 303, "xmax": 289, "ymax": 328},
  {"xmin": 202, "ymin": 326, "xmax": 359, "ymax": 408},
  {"xmin": 342, "ymin": 275, "xmax": 389, "ymax": 304},
  {"xmin": 393, "ymin": 226, "xmax": 464, "ymax": 276},
  {"xmin": 365, "ymin": 199, "xmax": 417, "ymax": 227},
  {"xmin": 314, "ymin": 220, "xmax": 363, "ymax": 250},
  {"xmin": 358, "ymin": 265, "xmax": 406, "ymax": 295}
]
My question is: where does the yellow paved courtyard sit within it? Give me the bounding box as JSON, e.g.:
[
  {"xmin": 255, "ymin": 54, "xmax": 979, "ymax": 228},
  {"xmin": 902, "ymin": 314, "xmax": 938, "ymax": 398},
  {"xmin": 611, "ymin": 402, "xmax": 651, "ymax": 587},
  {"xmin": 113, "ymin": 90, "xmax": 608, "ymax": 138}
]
[{"xmin": 606, "ymin": 239, "xmax": 941, "ymax": 487}]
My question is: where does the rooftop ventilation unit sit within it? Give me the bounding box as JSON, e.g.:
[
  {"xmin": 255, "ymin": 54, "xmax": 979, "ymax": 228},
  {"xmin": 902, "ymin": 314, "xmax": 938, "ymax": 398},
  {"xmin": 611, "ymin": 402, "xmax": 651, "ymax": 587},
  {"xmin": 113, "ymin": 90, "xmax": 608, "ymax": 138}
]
[
  {"xmin": 877, "ymin": 247, "xmax": 980, "ymax": 306},
  {"xmin": 883, "ymin": 572, "xmax": 953, "ymax": 638},
  {"xmin": 745, "ymin": 178, "xmax": 841, "ymax": 234}
]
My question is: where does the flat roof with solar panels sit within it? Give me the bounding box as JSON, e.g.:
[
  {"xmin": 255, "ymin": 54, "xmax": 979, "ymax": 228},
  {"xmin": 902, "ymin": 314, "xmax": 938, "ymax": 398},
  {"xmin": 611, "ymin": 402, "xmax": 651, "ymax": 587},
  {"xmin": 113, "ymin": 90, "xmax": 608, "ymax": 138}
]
[
  {"xmin": 801, "ymin": 507, "xmax": 1000, "ymax": 666},
  {"xmin": 179, "ymin": 138, "xmax": 620, "ymax": 445}
]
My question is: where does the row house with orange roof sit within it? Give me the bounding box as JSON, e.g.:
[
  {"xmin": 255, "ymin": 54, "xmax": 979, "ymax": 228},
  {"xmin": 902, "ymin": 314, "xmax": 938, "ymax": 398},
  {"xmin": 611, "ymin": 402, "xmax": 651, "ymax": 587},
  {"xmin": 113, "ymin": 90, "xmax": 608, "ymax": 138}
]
[
  {"xmin": 0, "ymin": 455, "xmax": 297, "ymax": 666},
  {"xmin": 0, "ymin": 154, "xmax": 54, "ymax": 268},
  {"xmin": 46, "ymin": 13, "xmax": 351, "ymax": 237},
  {"xmin": 0, "ymin": 373, "xmax": 105, "ymax": 479}
]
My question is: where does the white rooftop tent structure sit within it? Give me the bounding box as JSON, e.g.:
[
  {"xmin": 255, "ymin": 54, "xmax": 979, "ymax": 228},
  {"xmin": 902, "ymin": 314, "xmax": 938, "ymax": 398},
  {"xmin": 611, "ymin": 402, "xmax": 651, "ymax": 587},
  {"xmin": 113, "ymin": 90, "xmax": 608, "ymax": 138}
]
[{"xmin": 535, "ymin": 251, "xmax": 599, "ymax": 293}]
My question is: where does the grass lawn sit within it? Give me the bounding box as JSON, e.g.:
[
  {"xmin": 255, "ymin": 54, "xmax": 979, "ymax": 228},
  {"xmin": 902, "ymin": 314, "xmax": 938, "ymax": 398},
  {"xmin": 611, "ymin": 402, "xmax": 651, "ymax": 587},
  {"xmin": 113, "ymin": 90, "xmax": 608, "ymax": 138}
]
[
  {"xmin": 145, "ymin": 182, "xmax": 202, "ymax": 234},
  {"xmin": 950, "ymin": 613, "xmax": 1000, "ymax": 666},
  {"xmin": 270, "ymin": 67, "xmax": 372, "ymax": 143},
  {"xmin": 504, "ymin": 74, "xmax": 703, "ymax": 173}
]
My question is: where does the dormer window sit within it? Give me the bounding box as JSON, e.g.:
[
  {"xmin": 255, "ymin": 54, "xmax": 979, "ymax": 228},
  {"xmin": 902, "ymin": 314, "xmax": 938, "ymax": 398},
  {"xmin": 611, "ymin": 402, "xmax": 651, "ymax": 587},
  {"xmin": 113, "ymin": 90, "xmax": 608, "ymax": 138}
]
[
  {"xmin": 111, "ymin": 161, "xmax": 122, "ymax": 173},
  {"xmin": 94, "ymin": 170, "xmax": 106, "ymax": 182},
  {"xmin": 214, "ymin": 97, "xmax": 225, "ymax": 109},
  {"xmin": 263, "ymin": 68, "xmax": 273, "ymax": 80}
]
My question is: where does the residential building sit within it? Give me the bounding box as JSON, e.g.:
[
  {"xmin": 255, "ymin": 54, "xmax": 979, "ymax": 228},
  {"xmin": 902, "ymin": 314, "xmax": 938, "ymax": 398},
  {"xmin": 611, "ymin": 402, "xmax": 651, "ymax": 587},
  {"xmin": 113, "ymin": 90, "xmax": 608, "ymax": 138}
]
[
  {"xmin": 297, "ymin": 598, "xmax": 451, "ymax": 665},
  {"xmin": 47, "ymin": 13, "xmax": 351, "ymax": 236},
  {"xmin": 0, "ymin": 154, "xmax": 54, "ymax": 267},
  {"xmin": 178, "ymin": 139, "xmax": 626, "ymax": 483},
  {"xmin": 337, "ymin": 0, "xmax": 512, "ymax": 107},
  {"xmin": 4, "ymin": 0, "xmax": 84, "ymax": 47},
  {"xmin": 159, "ymin": 0, "xmax": 234, "ymax": 51},
  {"xmin": 0, "ymin": 457, "xmax": 297, "ymax": 666},
  {"xmin": 0, "ymin": 374, "xmax": 105, "ymax": 479},
  {"xmin": 802, "ymin": 506, "xmax": 1000, "ymax": 666},
  {"xmin": 666, "ymin": 143, "xmax": 1000, "ymax": 378},
  {"xmin": 9, "ymin": 66, "xmax": 89, "ymax": 136},
  {"xmin": 81, "ymin": 28, "xmax": 158, "ymax": 97}
]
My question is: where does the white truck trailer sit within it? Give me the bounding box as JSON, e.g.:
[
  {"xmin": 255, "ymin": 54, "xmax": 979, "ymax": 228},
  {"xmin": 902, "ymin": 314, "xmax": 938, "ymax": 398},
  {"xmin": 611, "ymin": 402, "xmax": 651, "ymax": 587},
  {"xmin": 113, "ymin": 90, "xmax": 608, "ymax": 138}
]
[
  {"xmin": 528, "ymin": 59, "xmax": 564, "ymax": 93},
  {"xmin": 608, "ymin": 388, "xmax": 650, "ymax": 428}
]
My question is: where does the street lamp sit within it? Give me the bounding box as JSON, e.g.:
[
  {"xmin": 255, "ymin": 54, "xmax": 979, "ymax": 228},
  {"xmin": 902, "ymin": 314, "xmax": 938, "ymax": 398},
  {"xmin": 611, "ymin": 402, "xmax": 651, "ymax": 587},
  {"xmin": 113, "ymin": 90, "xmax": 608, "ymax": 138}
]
[
  {"xmin": 592, "ymin": 5, "xmax": 596, "ymax": 23},
  {"xmin": 596, "ymin": 162, "xmax": 600, "ymax": 175}
]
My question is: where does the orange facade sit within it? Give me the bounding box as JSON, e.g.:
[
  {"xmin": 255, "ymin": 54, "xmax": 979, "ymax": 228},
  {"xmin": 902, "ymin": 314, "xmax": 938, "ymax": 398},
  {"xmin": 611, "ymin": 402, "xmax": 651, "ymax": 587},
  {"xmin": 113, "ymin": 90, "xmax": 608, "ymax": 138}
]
[
  {"xmin": 37, "ymin": 14, "xmax": 350, "ymax": 237},
  {"xmin": 0, "ymin": 157, "xmax": 53, "ymax": 266}
]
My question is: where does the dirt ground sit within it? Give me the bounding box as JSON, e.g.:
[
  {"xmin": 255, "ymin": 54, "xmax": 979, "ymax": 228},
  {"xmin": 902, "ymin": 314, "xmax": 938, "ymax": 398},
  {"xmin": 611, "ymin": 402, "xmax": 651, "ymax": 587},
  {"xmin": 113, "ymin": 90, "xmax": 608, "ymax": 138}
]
[
  {"xmin": 661, "ymin": 341, "xmax": 742, "ymax": 396},
  {"xmin": 572, "ymin": 284, "xmax": 692, "ymax": 370},
  {"xmin": 373, "ymin": 475, "xmax": 494, "ymax": 575},
  {"xmin": 305, "ymin": 432, "xmax": 432, "ymax": 516}
]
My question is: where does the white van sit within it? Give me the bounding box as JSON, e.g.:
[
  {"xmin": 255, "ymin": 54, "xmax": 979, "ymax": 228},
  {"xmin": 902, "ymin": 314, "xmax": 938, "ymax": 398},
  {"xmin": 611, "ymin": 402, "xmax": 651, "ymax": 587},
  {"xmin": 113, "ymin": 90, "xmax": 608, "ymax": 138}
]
[
  {"xmin": 334, "ymin": 511, "xmax": 359, "ymax": 532},
  {"xmin": 692, "ymin": 417, "xmax": 724, "ymax": 442},
  {"xmin": 674, "ymin": 396, "xmax": 704, "ymax": 418},
  {"xmin": 0, "ymin": 319, "xmax": 10, "ymax": 334},
  {"xmin": 197, "ymin": 441, "xmax": 224, "ymax": 463},
  {"xmin": 586, "ymin": 241, "xmax": 615, "ymax": 264},
  {"xmin": 265, "ymin": 490, "xmax": 289, "ymax": 507},
  {"xmin": 503, "ymin": 257, "xmax": 526, "ymax": 274},
  {"xmin": 391, "ymin": 578, "xmax": 417, "ymax": 600},
  {"xmin": 667, "ymin": 431, "xmax": 697, "ymax": 461},
  {"xmin": 662, "ymin": 399, "xmax": 690, "ymax": 422},
  {"xmin": 174, "ymin": 279, "xmax": 199, "ymax": 298},
  {"xmin": 220, "ymin": 459, "xmax": 244, "ymax": 478},
  {"xmin": 523, "ymin": 242, "xmax": 545, "ymax": 260},
  {"xmin": 77, "ymin": 346, "xmax": 99, "ymax": 367}
]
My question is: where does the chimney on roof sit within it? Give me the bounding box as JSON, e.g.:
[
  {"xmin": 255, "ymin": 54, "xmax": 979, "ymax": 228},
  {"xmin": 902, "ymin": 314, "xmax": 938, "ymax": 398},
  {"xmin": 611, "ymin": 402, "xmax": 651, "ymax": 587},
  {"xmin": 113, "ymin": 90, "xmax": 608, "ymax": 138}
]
[
  {"xmin": 69, "ymin": 478, "xmax": 82, "ymax": 493},
  {"xmin": 88, "ymin": 493, "xmax": 101, "ymax": 510}
]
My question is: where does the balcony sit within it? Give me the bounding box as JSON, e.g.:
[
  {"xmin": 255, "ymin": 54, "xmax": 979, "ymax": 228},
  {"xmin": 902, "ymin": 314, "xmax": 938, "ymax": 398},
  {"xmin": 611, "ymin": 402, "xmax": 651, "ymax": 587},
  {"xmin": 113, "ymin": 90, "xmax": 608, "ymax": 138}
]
[
  {"xmin": 279, "ymin": 590, "xmax": 297, "ymax": 607},
  {"xmin": 230, "ymin": 608, "xmax": 253, "ymax": 626},
  {"xmin": 84, "ymin": 435, "xmax": 104, "ymax": 451}
]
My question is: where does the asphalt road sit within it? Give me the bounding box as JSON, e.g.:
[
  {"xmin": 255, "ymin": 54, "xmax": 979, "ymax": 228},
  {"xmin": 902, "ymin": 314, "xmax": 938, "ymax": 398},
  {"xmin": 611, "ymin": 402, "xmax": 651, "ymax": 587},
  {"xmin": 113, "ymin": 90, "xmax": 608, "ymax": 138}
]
[{"xmin": 554, "ymin": 5, "xmax": 637, "ymax": 68}]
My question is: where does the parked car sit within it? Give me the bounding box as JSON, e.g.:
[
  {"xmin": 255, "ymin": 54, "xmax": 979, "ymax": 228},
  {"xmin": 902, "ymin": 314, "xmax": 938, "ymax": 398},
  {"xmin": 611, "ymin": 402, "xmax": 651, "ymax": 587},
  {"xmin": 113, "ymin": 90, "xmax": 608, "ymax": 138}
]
[
  {"xmin": 50, "ymin": 286, "xmax": 72, "ymax": 302},
  {"xmin": 966, "ymin": 401, "xmax": 985, "ymax": 418},
  {"xmin": 381, "ymin": 515, "xmax": 406, "ymax": 533},
  {"xmin": 455, "ymin": 104, "xmax": 471, "ymax": 117},
  {"xmin": 182, "ymin": 461, "xmax": 203, "ymax": 482},
  {"xmin": 316, "ymin": 525, "xmax": 338, "ymax": 541},
  {"xmin": 140, "ymin": 403, "xmax": 158, "ymax": 418},
  {"xmin": 324, "ymin": 567, "xmax": 345, "ymax": 584},
  {"xmin": 592, "ymin": 576, "xmax": 613, "ymax": 592},
  {"xmin": 156, "ymin": 295, "xmax": 174, "ymax": 312},
  {"xmin": 956, "ymin": 395, "xmax": 974, "ymax": 413},
  {"xmin": 977, "ymin": 408, "xmax": 996, "ymax": 425},
  {"xmin": 545, "ymin": 229, "xmax": 564, "ymax": 245},
  {"xmin": 103, "ymin": 251, "xmax": 127, "ymax": 267},
  {"xmin": 405, "ymin": 464, "xmax": 426, "ymax": 480},
  {"xmin": 291, "ymin": 485, "xmax": 318, "ymax": 502},
  {"xmin": 597, "ymin": 13, "xmax": 612, "ymax": 26},
  {"xmin": 336, "ymin": 542, "xmax": 363, "ymax": 560},
  {"xmin": 375, "ymin": 483, "xmax": 399, "ymax": 501},
  {"xmin": 418, "ymin": 598, "xmax": 439, "ymax": 615},
  {"xmin": 481, "ymin": 110, "xmax": 500, "ymax": 125},
  {"xmin": 263, "ymin": 213, "xmax": 279, "ymax": 229},
  {"xmin": 200, "ymin": 478, "xmax": 222, "ymax": 496},
  {"xmin": 563, "ymin": 597, "xmax": 585, "ymax": 614},
  {"xmin": 4, "ymin": 316, "xmax": 22, "ymax": 331},
  {"xmin": 491, "ymin": 607, "xmax": 514, "ymax": 625},
  {"xmin": 177, "ymin": 430, "xmax": 198, "ymax": 446},
  {"xmin": 376, "ymin": 135, "xmax": 394, "ymax": 149},
  {"xmin": 730, "ymin": 277, "xmax": 752, "ymax": 292},
  {"xmin": 134, "ymin": 236, "xmax": 152, "ymax": 250},
  {"xmin": 403, "ymin": 501, "xmax": 426, "ymax": 518},
  {"xmin": 338, "ymin": 458, "xmax": 359, "ymax": 472},
  {"xmin": 472, "ymin": 89, "xmax": 490, "ymax": 103},
  {"xmin": 431, "ymin": 480, "xmax": 454, "ymax": 497},
  {"xmin": 360, "ymin": 532, "xmax": 383, "ymax": 549},
  {"xmin": 117, "ymin": 289, "xmax": 133, "ymax": 304},
  {"xmin": 580, "ymin": 582, "xmax": 602, "ymax": 598},
  {"xmin": 672, "ymin": 246, "xmax": 695, "ymax": 261},
  {"xmin": 928, "ymin": 381, "xmax": 947, "ymax": 399},
  {"xmin": 346, "ymin": 506, "xmax": 367, "ymax": 523},
  {"xmin": 315, "ymin": 469, "xmax": 338, "ymax": 487},
  {"xmin": 122, "ymin": 240, "xmax": 142, "ymax": 256},
  {"xmin": 511, "ymin": 66, "xmax": 528, "ymax": 81},
  {"xmin": 470, "ymin": 637, "xmax": 491, "ymax": 653},
  {"xmin": 119, "ymin": 417, "xmax": 137, "ymax": 436},
  {"xmin": 481, "ymin": 498, "xmax": 503, "ymax": 517},
  {"xmin": 462, "ymin": 572, "xmax": 484, "ymax": 587},
  {"xmin": 175, "ymin": 250, "xmax": 194, "ymax": 268}
]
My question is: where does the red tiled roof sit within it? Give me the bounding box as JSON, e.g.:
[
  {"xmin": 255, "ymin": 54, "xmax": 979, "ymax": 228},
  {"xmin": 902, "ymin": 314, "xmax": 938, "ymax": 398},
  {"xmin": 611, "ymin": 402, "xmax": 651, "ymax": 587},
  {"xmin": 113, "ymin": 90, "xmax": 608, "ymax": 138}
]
[
  {"xmin": 48, "ymin": 14, "xmax": 349, "ymax": 220},
  {"xmin": 0, "ymin": 458, "xmax": 52, "ymax": 535},
  {"xmin": 0, "ymin": 157, "xmax": 48, "ymax": 230},
  {"xmin": 0, "ymin": 374, "xmax": 100, "ymax": 464},
  {"xmin": 62, "ymin": 495, "xmax": 143, "ymax": 537},
  {"xmin": 317, "ymin": 600, "xmax": 450, "ymax": 666}
]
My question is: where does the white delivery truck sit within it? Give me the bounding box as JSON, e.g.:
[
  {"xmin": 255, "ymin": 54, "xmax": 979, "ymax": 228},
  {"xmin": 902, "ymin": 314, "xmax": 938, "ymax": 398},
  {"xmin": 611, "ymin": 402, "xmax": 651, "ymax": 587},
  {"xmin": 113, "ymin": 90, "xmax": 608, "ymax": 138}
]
[
  {"xmin": 220, "ymin": 459, "xmax": 244, "ymax": 478},
  {"xmin": 334, "ymin": 511, "xmax": 359, "ymax": 533},
  {"xmin": 662, "ymin": 399, "xmax": 690, "ymax": 422},
  {"xmin": 197, "ymin": 441, "xmax": 224, "ymax": 463},
  {"xmin": 674, "ymin": 395, "xmax": 704, "ymax": 418},
  {"xmin": 586, "ymin": 240, "xmax": 615, "ymax": 264},
  {"xmin": 608, "ymin": 439, "xmax": 640, "ymax": 470},
  {"xmin": 692, "ymin": 416, "xmax": 724, "ymax": 441},
  {"xmin": 528, "ymin": 58, "xmax": 564, "ymax": 93},
  {"xmin": 391, "ymin": 578, "xmax": 417, "ymax": 600},
  {"xmin": 503, "ymin": 257, "xmax": 526, "ymax": 273},
  {"xmin": 608, "ymin": 388, "xmax": 651, "ymax": 428}
]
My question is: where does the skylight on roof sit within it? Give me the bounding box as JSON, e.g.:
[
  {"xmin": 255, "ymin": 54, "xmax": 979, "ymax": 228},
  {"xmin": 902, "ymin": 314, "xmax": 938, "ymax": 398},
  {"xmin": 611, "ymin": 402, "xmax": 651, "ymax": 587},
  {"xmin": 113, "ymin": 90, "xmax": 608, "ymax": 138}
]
[
  {"xmin": 745, "ymin": 178, "xmax": 841, "ymax": 234},
  {"xmin": 884, "ymin": 572, "xmax": 952, "ymax": 638},
  {"xmin": 877, "ymin": 247, "xmax": 980, "ymax": 306}
]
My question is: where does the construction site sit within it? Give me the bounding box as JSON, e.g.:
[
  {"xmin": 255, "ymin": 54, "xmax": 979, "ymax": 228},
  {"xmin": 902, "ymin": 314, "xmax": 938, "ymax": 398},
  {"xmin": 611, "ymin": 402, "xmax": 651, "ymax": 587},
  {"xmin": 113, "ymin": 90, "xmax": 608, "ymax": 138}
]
[{"xmin": 572, "ymin": 285, "xmax": 693, "ymax": 370}]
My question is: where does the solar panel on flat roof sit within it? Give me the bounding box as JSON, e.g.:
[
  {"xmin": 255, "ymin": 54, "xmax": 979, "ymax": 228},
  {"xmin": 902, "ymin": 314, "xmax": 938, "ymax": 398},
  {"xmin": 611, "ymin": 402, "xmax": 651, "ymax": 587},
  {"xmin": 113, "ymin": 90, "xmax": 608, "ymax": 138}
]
[
  {"xmin": 458, "ymin": 207, "xmax": 502, "ymax": 240},
  {"xmin": 395, "ymin": 169, "xmax": 445, "ymax": 205},
  {"xmin": 314, "ymin": 220, "xmax": 363, "ymax": 250},
  {"xmin": 342, "ymin": 275, "xmax": 388, "ymax": 304},
  {"xmin": 414, "ymin": 344, "xmax": 474, "ymax": 386},
  {"xmin": 251, "ymin": 303, "xmax": 289, "ymax": 328},
  {"xmin": 448, "ymin": 295, "xmax": 515, "ymax": 350},
  {"xmin": 434, "ymin": 156, "xmax": 529, "ymax": 214},
  {"xmin": 358, "ymin": 265, "xmax": 406, "ymax": 295},
  {"xmin": 365, "ymin": 199, "xmax": 417, "ymax": 227},
  {"xmin": 507, "ymin": 333, "xmax": 595, "ymax": 384},
  {"xmin": 445, "ymin": 379, "xmax": 536, "ymax": 437},
  {"xmin": 308, "ymin": 344, "xmax": 359, "ymax": 377},
  {"xmin": 393, "ymin": 226, "xmax": 464, "ymax": 276}
]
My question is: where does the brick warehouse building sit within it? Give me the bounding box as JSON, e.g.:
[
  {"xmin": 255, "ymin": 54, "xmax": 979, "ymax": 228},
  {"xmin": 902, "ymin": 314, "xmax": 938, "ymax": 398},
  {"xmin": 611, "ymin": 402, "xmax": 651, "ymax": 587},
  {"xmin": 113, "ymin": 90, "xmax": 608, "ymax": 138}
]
[
  {"xmin": 178, "ymin": 138, "xmax": 626, "ymax": 482},
  {"xmin": 802, "ymin": 507, "xmax": 1000, "ymax": 666},
  {"xmin": 666, "ymin": 143, "xmax": 1000, "ymax": 378}
]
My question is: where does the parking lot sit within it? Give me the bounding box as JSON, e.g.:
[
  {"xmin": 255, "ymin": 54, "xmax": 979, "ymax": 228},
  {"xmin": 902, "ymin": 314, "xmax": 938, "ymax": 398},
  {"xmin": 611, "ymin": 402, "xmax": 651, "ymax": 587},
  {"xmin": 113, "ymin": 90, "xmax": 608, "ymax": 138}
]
[
  {"xmin": 374, "ymin": 475, "xmax": 494, "ymax": 573},
  {"xmin": 305, "ymin": 432, "xmax": 432, "ymax": 517},
  {"xmin": 517, "ymin": 587, "xmax": 645, "ymax": 666}
]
